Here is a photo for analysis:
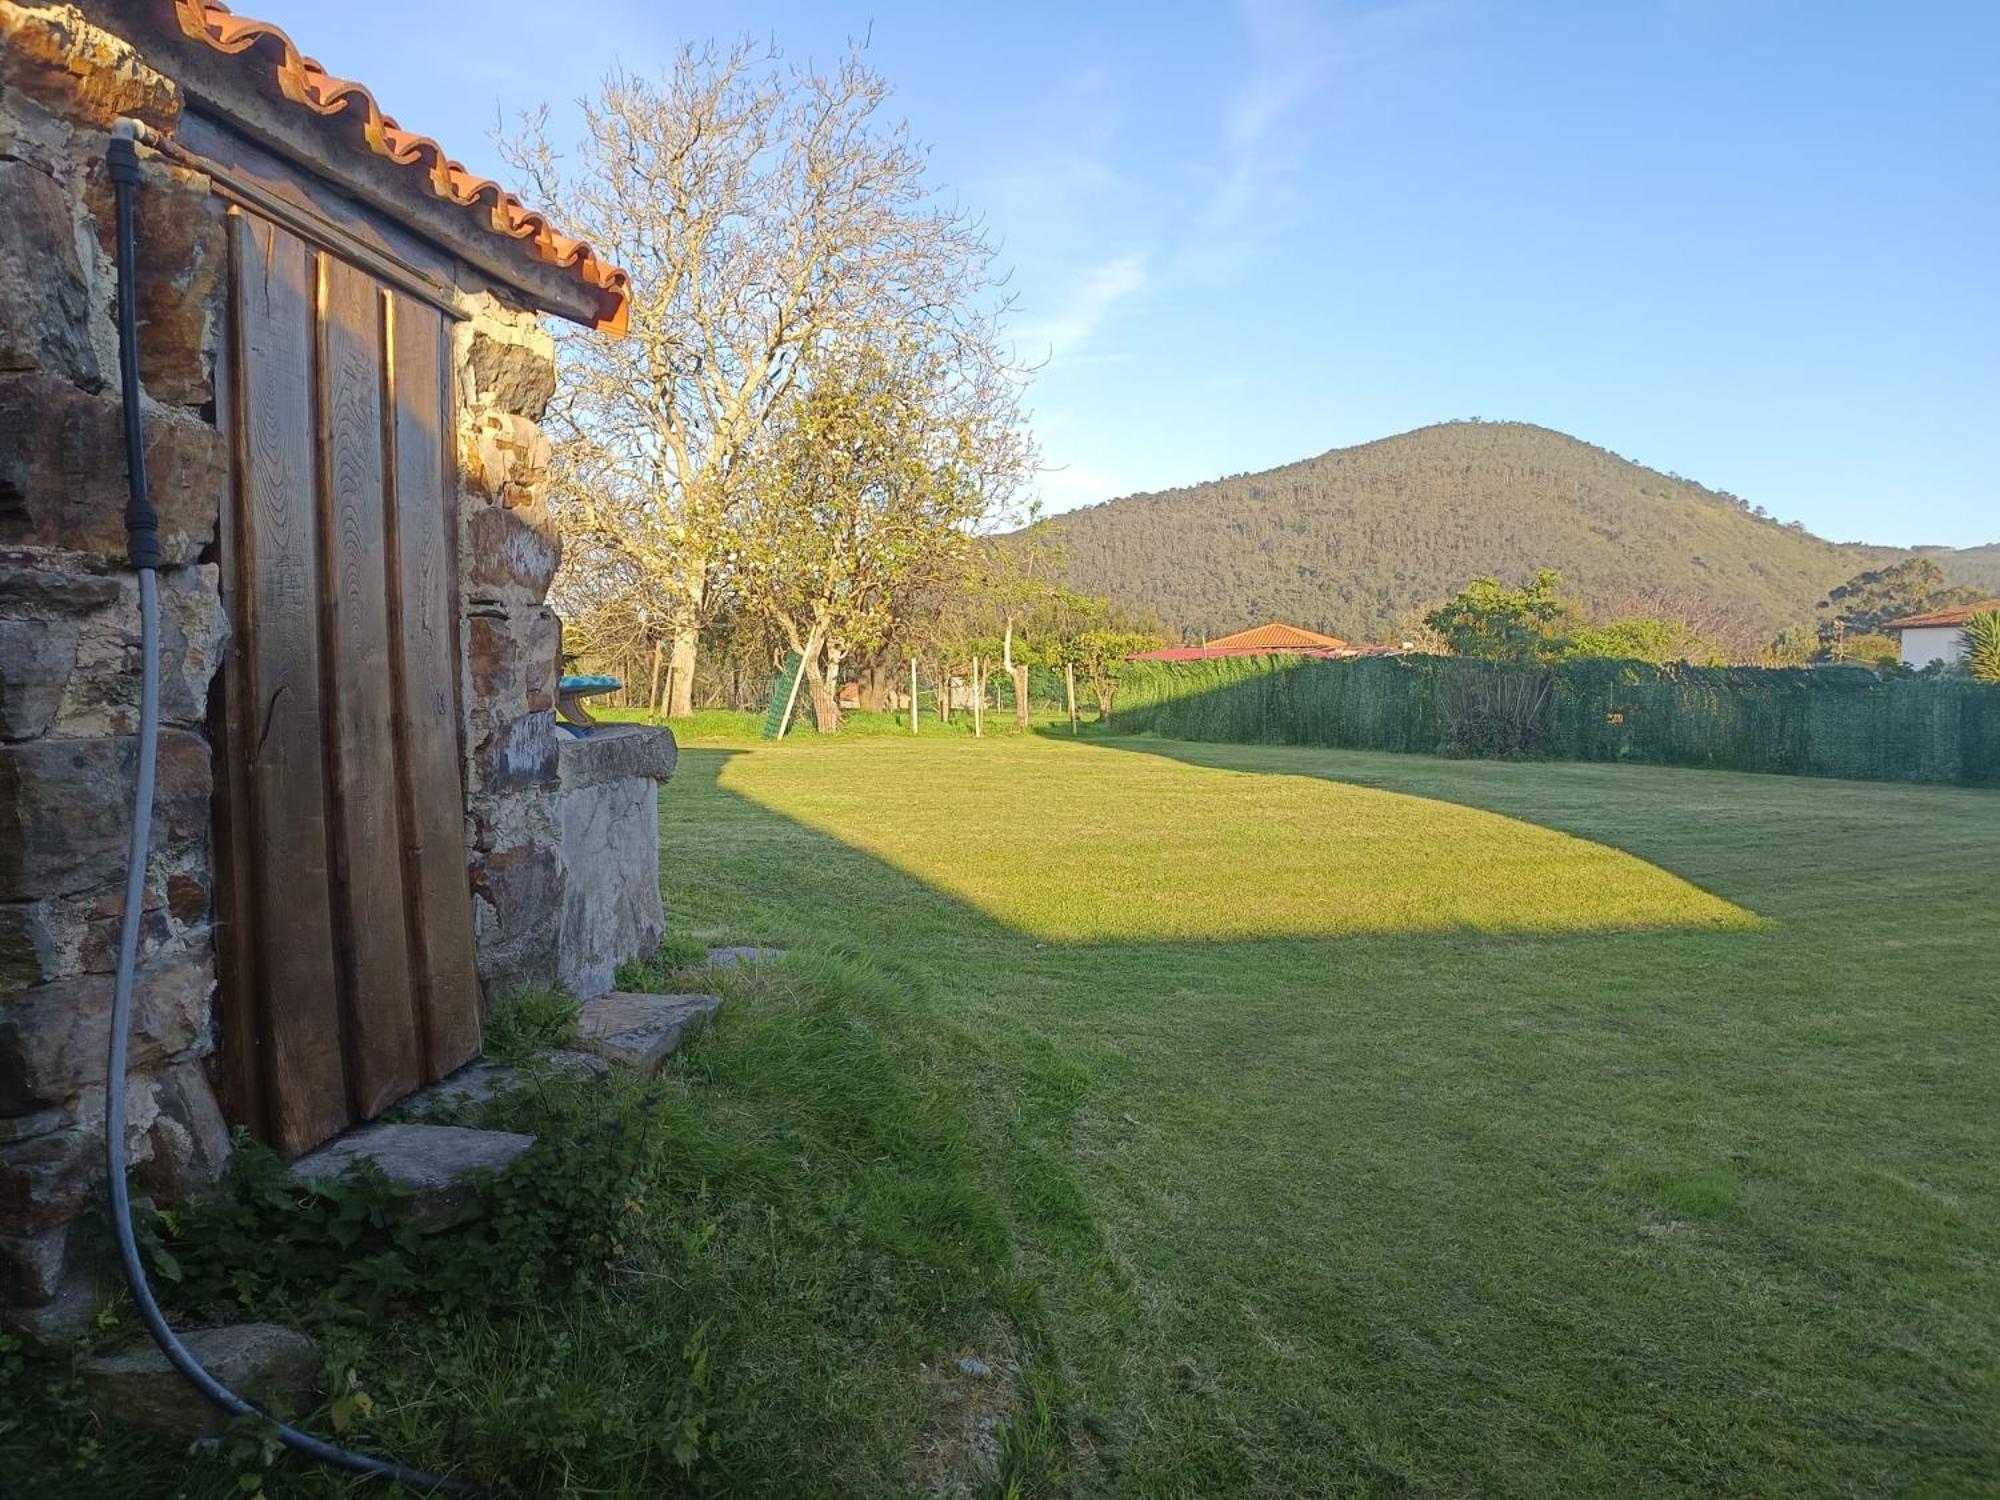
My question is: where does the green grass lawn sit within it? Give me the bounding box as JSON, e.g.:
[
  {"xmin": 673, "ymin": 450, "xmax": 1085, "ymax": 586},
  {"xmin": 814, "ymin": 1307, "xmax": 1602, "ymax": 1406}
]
[{"xmin": 661, "ymin": 729, "xmax": 1999, "ymax": 1497}]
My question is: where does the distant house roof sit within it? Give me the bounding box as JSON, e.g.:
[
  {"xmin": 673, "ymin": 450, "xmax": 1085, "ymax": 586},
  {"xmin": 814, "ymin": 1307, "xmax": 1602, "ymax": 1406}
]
[
  {"xmin": 162, "ymin": 0, "xmax": 631, "ymax": 332},
  {"xmin": 1125, "ymin": 621, "xmax": 1392, "ymax": 662},
  {"xmin": 1883, "ymin": 598, "xmax": 2000, "ymax": 631}
]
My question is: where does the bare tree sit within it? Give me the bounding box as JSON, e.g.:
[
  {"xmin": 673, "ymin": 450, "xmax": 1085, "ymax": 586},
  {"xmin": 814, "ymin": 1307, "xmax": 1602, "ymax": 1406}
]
[{"xmin": 503, "ymin": 43, "xmax": 1009, "ymax": 717}]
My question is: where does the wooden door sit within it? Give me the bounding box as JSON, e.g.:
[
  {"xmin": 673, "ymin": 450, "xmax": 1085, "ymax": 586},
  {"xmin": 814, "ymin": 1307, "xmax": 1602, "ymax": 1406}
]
[{"xmin": 212, "ymin": 208, "xmax": 482, "ymax": 1157}]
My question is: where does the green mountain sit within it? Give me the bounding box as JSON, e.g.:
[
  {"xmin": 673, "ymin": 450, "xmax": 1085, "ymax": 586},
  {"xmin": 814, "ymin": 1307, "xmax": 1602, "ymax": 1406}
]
[{"xmin": 1043, "ymin": 420, "xmax": 1989, "ymax": 645}]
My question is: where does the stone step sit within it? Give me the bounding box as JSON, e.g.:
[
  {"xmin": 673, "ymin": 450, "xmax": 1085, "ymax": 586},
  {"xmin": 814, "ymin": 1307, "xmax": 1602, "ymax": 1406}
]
[
  {"xmin": 573, "ymin": 991, "xmax": 721, "ymax": 1073},
  {"xmin": 292, "ymin": 1121, "xmax": 535, "ymax": 1231},
  {"xmin": 83, "ymin": 1322, "xmax": 318, "ymax": 1438},
  {"xmin": 707, "ymin": 944, "xmax": 787, "ymax": 967},
  {"xmin": 398, "ymin": 1050, "xmax": 608, "ymax": 1121}
]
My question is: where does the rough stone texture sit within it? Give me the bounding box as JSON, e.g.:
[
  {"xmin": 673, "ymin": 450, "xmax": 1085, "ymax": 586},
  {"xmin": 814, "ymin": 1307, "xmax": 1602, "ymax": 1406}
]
[
  {"xmin": 84, "ymin": 1323, "xmax": 318, "ymax": 1437},
  {"xmin": 0, "ymin": 560, "xmax": 228, "ymax": 741},
  {"xmin": 467, "ymin": 606, "xmax": 559, "ymax": 715},
  {"xmin": 464, "ymin": 490, "xmax": 561, "ymax": 604},
  {"xmin": 0, "ymin": 560, "xmax": 221, "ymax": 742},
  {"xmin": 573, "ymin": 992, "xmax": 720, "ymax": 1073},
  {"xmin": 460, "ymin": 305, "xmax": 557, "ymax": 422},
  {"xmin": 293, "ymin": 1122, "xmax": 536, "ymax": 1232},
  {"xmin": 0, "ymin": 728, "xmax": 211, "ymax": 903},
  {"xmin": 84, "ymin": 156, "xmax": 226, "ymax": 406},
  {"xmin": 0, "ymin": 374, "xmax": 226, "ymax": 563},
  {"xmin": 0, "ymin": 943, "xmax": 213, "ymax": 1115},
  {"xmin": 559, "ymin": 723, "xmax": 678, "ymax": 791},
  {"xmin": 0, "ymin": 1221, "xmax": 70, "ymax": 1307},
  {"xmin": 400, "ymin": 1050, "xmax": 608, "ymax": 1120},
  {"xmin": 555, "ymin": 729, "xmax": 673, "ymax": 1000},
  {"xmin": 136, "ymin": 1061, "xmax": 229, "ymax": 1200},
  {"xmin": 0, "ymin": 4, "xmax": 182, "ymax": 134},
  {"xmin": 466, "ymin": 328, "xmax": 560, "ymax": 420},
  {"xmin": 0, "ymin": 157, "xmax": 99, "ymax": 387},
  {"xmin": 708, "ymin": 946, "xmax": 789, "ymax": 968}
]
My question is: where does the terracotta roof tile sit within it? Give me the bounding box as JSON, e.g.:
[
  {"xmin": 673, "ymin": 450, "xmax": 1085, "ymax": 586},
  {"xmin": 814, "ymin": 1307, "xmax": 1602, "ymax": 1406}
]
[
  {"xmin": 1883, "ymin": 598, "xmax": 2000, "ymax": 630},
  {"xmin": 1206, "ymin": 622, "xmax": 1348, "ymax": 651},
  {"xmin": 170, "ymin": 0, "xmax": 629, "ymax": 333}
]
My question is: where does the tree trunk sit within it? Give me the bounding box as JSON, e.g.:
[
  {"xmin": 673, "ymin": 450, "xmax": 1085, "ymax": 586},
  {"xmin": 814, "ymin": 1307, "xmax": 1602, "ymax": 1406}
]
[
  {"xmin": 1009, "ymin": 664, "xmax": 1029, "ymax": 728},
  {"xmin": 972, "ymin": 656, "xmax": 984, "ymax": 738},
  {"xmin": 936, "ymin": 663, "xmax": 951, "ymax": 724},
  {"xmin": 666, "ymin": 625, "xmax": 698, "ymax": 718},
  {"xmin": 808, "ymin": 640, "xmax": 842, "ymax": 732},
  {"xmin": 909, "ymin": 658, "xmax": 919, "ymax": 734},
  {"xmin": 648, "ymin": 640, "xmax": 666, "ymax": 718},
  {"xmin": 1065, "ymin": 661, "xmax": 1078, "ymax": 733}
]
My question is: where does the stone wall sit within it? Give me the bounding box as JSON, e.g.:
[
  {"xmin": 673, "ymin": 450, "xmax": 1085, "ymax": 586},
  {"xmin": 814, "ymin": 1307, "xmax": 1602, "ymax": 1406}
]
[
  {"xmin": 0, "ymin": 3, "xmax": 230, "ymax": 1336},
  {"xmin": 0, "ymin": 3, "xmax": 673, "ymax": 1340},
  {"xmin": 453, "ymin": 297, "xmax": 571, "ymax": 995}
]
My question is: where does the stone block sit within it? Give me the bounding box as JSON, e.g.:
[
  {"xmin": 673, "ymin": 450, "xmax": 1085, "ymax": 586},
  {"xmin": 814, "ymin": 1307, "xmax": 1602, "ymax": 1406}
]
[
  {"xmin": 708, "ymin": 946, "xmax": 788, "ymax": 968},
  {"xmin": 136, "ymin": 1061, "xmax": 230, "ymax": 1201},
  {"xmin": 464, "ymin": 493, "xmax": 561, "ymax": 605},
  {"xmin": 573, "ymin": 992, "xmax": 720, "ymax": 1074},
  {"xmin": 0, "ymin": 373, "xmax": 225, "ymax": 563},
  {"xmin": 399, "ymin": 1050, "xmax": 607, "ymax": 1120},
  {"xmin": 84, "ymin": 157, "xmax": 226, "ymax": 406},
  {"xmin": 0, "ymin": 728, "xmax": 211, "ymax": 902},
  {"xmin": 0, "ymin": 1100, "xmax": 97, "ymax": 1234},
  {"xmin": 466, "ymin": 606, "xmax": 559, "ymax": 716},
  {"xmin": 0, "ymin": 904, "xmax": 55, "ymax": 997},
  {"xmin": 49, "ymin": 563, "xmax": 227, "ymax": 737},
  {"xmin": 84, "ymin": 1323, "xmax": 318, "ymax": 1438},
  {"xmin": 464, "ymin": 410, "xmax": 552, "ymax": 504},
  {"xmin": 472, "ymin": 709, "xmax": 559, "ymax": 794},
  {"xmin": 0, "ymin": 1222, "xmax": 70, "ymax": 1307},
  {"xmin": 466, "ymin": 328, "xmax": 556, "ymax": 420},
  {"xmin": 292, "ymin": 1122, "xmax": 535, "ymax": 1232},
  {"xmin": 0, "ymin": 943, "xmax": 214, "ymax": 1114},
  {"xmin": 0, "ymin": 4, "xmax": 182, "ymax": 133},
  {"xmin": 0, "ymin": 158, "xmax": 98, "ymax": 387},
  {"xmin": 556, "ymin": 723, "xmax": 677, "ymax": 793},
  {"xmin": 468, "ymin": 835, "xmax": 562, "ymax": 992},
  {"xmin": 557, "ymin": 773, "xmax": 664, "ymax": 1000}
]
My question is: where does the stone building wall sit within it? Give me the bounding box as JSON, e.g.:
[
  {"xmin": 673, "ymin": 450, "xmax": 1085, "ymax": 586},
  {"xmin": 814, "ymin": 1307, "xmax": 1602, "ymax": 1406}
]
[
  {"xmin": 0, "ymin": 4, "xmax": 232, "ymax": 1336},
  {"xmin": 0, "ymin": 3, "xmax": 656, "ymax": 1339}
]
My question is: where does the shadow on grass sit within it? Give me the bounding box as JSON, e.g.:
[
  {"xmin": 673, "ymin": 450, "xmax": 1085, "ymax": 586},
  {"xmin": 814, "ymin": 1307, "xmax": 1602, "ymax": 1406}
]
[{"xmin": 657, "ymin": 741, "xmax": 2000, "ymax": 1498}]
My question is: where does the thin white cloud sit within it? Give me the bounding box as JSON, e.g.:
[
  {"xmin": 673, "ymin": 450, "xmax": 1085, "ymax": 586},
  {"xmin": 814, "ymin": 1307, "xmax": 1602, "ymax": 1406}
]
[
  {"xmin": 1202, "ymin": 0, "xmax": 1337, "ymax": 240},
  {"xmin": 1013, "ymin": 252, "xmax": 1150, "ymax": 362}
]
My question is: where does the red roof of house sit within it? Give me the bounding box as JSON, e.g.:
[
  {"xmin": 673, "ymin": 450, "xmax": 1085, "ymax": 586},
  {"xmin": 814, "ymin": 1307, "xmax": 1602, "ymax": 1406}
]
[
  {"xmin": 1883, "ymin": 598, "xmax": 2000, "ymax": 630},
  {"xmin": 169, "ymin": 0, "xmax": 630, "ymax": 332},
  {"xmin": 1125, "ymin": 621, "xmax": 1393, "ymax": 662}
]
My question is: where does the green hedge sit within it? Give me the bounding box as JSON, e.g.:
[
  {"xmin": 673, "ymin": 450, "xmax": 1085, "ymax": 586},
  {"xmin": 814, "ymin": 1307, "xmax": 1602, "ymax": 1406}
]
[{"xmin": 1102, "ymin": 655, "xmax": 2000, "ymax": 786}]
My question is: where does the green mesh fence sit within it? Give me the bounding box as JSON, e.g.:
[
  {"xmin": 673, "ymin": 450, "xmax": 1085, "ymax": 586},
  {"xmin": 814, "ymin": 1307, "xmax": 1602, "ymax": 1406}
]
[{"xmin": 1104, "ymin": 656, "xmax": 2000, "ymax": 786}]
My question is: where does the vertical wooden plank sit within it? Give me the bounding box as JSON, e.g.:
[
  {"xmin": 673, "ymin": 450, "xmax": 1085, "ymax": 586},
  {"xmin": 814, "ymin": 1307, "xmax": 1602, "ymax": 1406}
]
[
  {"xmin": 314, "ymin": 254, "xmax": 421, "ymax": 1117},
  {"xmin": 384, "ymin": 292, "xmax": 482, "ymax": 1078},
  {"xmin": 229, "ymin": 214, "xmax": 348, "ymax": 1156},
  {"xmin": 208, "ymin": 206, "xmax": 267, "ymax": 1141}
]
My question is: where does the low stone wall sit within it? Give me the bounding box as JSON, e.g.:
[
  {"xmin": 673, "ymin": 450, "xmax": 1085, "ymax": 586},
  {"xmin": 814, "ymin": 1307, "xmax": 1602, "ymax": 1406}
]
[{"xmin": 556, "ymin": 726, "xmax": 676, "ymax": 999}]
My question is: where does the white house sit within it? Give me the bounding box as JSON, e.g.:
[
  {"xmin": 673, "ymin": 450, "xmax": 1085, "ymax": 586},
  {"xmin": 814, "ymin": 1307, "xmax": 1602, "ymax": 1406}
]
[{"xmin": 1883, "ymin": 597, "xmax": 2000, "ymax": 668}]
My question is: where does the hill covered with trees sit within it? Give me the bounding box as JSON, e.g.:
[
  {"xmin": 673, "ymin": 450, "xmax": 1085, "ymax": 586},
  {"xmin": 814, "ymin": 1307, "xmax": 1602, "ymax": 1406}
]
[{"xmin": 1041, "ymin": 421, "xmax": 1989, "ymax": 644}]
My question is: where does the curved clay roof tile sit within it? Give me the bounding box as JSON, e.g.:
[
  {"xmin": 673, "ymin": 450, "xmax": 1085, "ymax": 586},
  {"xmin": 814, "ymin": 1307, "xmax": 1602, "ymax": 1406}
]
[{"xmin": 170, "ymin": 0, "xmax": 630, "ymax": 333}]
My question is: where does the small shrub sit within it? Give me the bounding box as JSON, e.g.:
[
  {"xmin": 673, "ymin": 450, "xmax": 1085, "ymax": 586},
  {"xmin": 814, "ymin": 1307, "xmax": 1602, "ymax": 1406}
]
[{"xmin": 486, "ymin": 986, "xmax": 581, "ymax": 1063}]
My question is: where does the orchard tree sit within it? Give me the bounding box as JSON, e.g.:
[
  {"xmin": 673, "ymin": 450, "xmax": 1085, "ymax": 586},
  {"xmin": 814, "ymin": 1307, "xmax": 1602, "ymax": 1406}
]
[
  {"xmin": 1424, "ymin": 569, "xmax": 1572, "ymax": 662},
  {"xmin": 504, "ymin": 44, "xmax": 1011, "ymax": 717},
  {"xmin": 735, "ymin": 339, "xmax": 1031, "ymax": 731}
]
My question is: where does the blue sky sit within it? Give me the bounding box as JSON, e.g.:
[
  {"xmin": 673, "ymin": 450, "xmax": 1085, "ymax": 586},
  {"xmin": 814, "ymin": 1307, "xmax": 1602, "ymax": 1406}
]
[{"xmin": 248, "ymin": 0, "xmax": 1996, "ymax": 547}]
